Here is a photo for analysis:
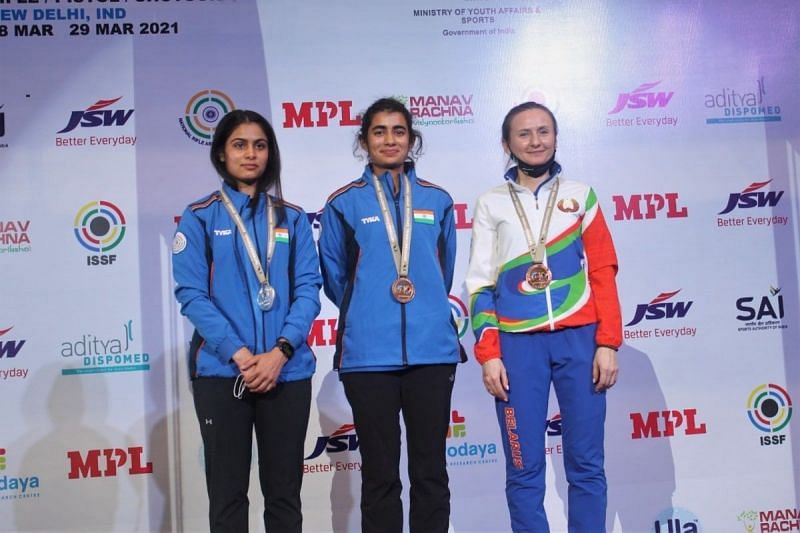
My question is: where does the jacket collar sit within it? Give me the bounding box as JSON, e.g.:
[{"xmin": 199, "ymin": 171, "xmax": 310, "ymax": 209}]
[
  {"xmin": 221, "ymin": 181, "xmax": 264, "ymax": 211},
  {"xmin": 504, "ymin": 161, "xmax": 562, "ymax": 196}
]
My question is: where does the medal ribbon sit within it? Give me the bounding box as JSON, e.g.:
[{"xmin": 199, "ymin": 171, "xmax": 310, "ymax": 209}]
[
  {"xmin": 218, "ymin": 188, "xmax": 276, "ymax": 288},
  {"xmin": 372, "ymin": 173, "xmax": 412, "ymax": 278},
  {"xmin": 507, "ymin": 178, "xmax": 560, "ymax": 265}
]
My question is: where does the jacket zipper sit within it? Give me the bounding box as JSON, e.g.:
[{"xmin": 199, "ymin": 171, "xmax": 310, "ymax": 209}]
[{"xmin": 393, "ymin": 184, "xmax": 408, "ymax": 366}]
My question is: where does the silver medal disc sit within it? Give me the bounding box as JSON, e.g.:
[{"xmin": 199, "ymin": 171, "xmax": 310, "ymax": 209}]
[{"xmin": 257, "ymin": 283, "xmax": 276, "ymax": 311}]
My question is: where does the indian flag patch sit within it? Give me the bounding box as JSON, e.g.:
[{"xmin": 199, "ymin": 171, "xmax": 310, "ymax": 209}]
[
  {"xmin": 413, "ymin": 209, "xmax": 435, "ymax": 225},
  {"xmin": 275, "ymin": 228, "xmax": 289, "ymax": 243}
]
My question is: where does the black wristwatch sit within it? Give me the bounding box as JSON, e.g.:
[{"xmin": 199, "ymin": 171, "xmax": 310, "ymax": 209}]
[{"xmin": 276, "ymin": 338, "xmax": 294, "ymax": 360}]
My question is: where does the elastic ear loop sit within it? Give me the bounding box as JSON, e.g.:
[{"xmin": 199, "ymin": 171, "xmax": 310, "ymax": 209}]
[{"xmin": 233, "ymin": 374, "xmax": 246, "ymax": 399}]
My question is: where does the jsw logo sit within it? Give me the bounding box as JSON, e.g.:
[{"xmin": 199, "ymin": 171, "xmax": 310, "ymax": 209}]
[
  {"xmin": 612, "ymin": 193, "xmax": 687, "ymax": 221},
  {"xmin": 0, "ymin": 326, "xmax": 25, "ymax": 359},
  {"xmin": 282, "ymin": 101, "xmax": 361, "ymax": 128},
  {"xmin": 58, "ymin": 97, "xmax": 134, "ymax": 134},
  {"xmin": 67, "ymin": 446, "xmax": 152, "ymax": 479},
  {"xmin": 608, "ymin": 81, "xmax": 674, "ymax": 114},
  {"xmin": 626, "ymin": 290, "xmax": 692, "ymax": 327},
  {"xmin": 305, "ymin": 424, "xmax": 359, "ymax": 460},
  {"xmin": 719, "ymin": 179, "xmax": 784, "ymax": 215},
  {"xmin": 630, "ymin": 408, "xmax": 707, "ymax": 439},
  {"xmin": 545, "ymin": 413, "xmax": 562, "ymax": 436}
]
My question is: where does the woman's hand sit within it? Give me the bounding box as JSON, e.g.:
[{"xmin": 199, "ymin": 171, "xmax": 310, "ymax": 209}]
[
  {"xmin": 592, "ymin": 346, "xmax": 618, "ymax": 392},
  {"xmin": 482, "ymin": 358, "xmax": 509, "ymax": 401},
  {"xmin": 241, "ymin": 348, "xmax": 288, "ymax": 393}
]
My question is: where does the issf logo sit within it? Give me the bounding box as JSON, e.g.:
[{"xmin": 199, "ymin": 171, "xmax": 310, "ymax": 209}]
[
  {"xmin": 747, "ymin": 384, "xmax": 792, "ymax": 445},
  {"xmin": 719, "ymin": 180, "xmax": 783, "ymax": 215},
  {"xmin": 179, "ymin": 89, "xmax": 235, "ymax": 145},
  {"xmin": 74, "ymin": 200, "xmax": 126, "ymax": 265},
  {"xmin": 449, "ymin": 295, "xmax": 469, "ymax": 338}
]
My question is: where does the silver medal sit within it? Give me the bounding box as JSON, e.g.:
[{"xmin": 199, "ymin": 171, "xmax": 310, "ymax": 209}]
[{"xmin": 257, "ymin": 282, "xmax": 276, "ymax": 311}]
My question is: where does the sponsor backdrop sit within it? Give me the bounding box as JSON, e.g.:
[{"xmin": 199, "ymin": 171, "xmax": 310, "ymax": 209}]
[{"xmin": 0, "ymin": 1, "xmax": 798, "ymax": 532}]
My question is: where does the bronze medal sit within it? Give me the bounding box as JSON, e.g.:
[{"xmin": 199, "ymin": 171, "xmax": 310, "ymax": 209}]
[
  {"xmin": 391, "ymin": 277, "xmax": 416, "ymax": 303},
  {"xmin": 526, "ymin": 264, "xmax": 552, "ymax": 290}
]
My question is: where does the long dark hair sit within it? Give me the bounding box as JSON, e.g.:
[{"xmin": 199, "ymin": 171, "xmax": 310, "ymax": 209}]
[
  {"xmin": 353, "ymin": 97, "xmax": 423, "ymax": 161},
  {"xmin": 210, "ymin": 109, "xmax": 284, "ymax": 214}
]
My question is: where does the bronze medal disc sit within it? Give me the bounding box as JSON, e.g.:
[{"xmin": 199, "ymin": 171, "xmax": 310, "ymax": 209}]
[
  {"xmin": 526, "ymin": 264, "xmax": 552, "ymax": 290},
  {"xmin": 391, "ymin": 277, "xmax": 416, "ymax": 303}
]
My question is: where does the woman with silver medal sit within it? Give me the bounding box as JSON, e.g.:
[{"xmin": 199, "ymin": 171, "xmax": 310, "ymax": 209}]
[
  {"xmin": 319, "ymin": 98, "xmax": 464, "ymax": 533},
  {"xmin": 465, "ymin": 102, "xmax": 622, "ymax": 532},
  {"xmin": 173, "ymin": 110, "xmax": 321, "ymax": 532}
]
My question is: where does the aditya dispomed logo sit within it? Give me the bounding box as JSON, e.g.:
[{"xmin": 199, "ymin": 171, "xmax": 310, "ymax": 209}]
[
  {"xmin": 179, "ymin": 89, "xmax": 235, "ymax": 145},
  {"xmin": 60, "ymin": 319, "xmax": 150, "ymax": 376},
  {"xmin": 704, "ymin": 76, "xmax": 782, "ymax": 125},
  {"xmin": 74, "ymin": 200, "xmax": 126, "ymax": 265},
  {"xmin": 747, "ymin": 384, "xmax": 792, "ymax": 445},
  {"xmin": 653, "ymin": 507, "xmax": 701, "ymax": 532},
  {"xmin": 449, "ymin": 295, "xmax": 469, "ymax": 338}
]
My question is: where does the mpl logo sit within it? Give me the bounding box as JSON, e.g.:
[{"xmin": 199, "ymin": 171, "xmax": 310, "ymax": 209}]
[
  {"xmin": 0, "ymin": 326, "xmax": 25, "ymax": 359},
  {"xmin": 282, "ymin": 100, "xmax": 360, "ymax": 128},
  {"xmin": 653, "ymin": 507, "xmax": 701, "ymax": 533},
  {"xmin": 453, "ymin": 202, "xmax": 473, "ymax": 230},
  {"xmin": 718, "ymin": 180, "xmax": 784, "ymax": 214},
  {"xmin": 736, "ymin": 286, "xmax": 787, "ymax": 333},
  {"xmin": 747, "ymin": 383, "xmax": 792, "ymax": 446},
  {"xmin": 307, "ymin": 317, "xmax": 337, "ymax": 347},
  {"xmin": 74, "ymin": 200, "xmax": 126, "ymax": 265},
  {"xmin": 179, "ymin": 89, "xmax": 235, "ymax": 145},
  {"xmin": 612, "ymin": 193, "xmax": 688, "ymax": 221},
  {"xmin": 449, "ymin": 295, "xmax": 469, "ymax": 339},
  {"xmin": 67, "ymin": 446, "xmax": 152, "ymax": 479},
  {"xmin": 630, "ymin": 408, "xmax": 707, "ymax": 439},
  {"xmin": 0, "ymin": 448, "xmax": 41, "ymax": 501},
  {"xmin": 0, "ymin": 220, "xmax": 32, "ymax": 254},
  {"xmin": 626, "ymin": 290, "xmax": 693, "ymax": 326},
  {"xmin": 57, "ymin": 97, "xmax": 134, "ymax": 134},
  {"xmin": 609, "ymin": 81, "xmax": 674, "ymax": 114}
]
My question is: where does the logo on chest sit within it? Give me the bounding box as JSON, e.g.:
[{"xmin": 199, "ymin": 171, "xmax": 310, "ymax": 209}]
[
  {"xmin": 361, "ymin": 216, "xmax": 380, "ymax": 225},
  {"xmin": 214, "ymin": 229, "xmax": 232, "ymax": 236}
]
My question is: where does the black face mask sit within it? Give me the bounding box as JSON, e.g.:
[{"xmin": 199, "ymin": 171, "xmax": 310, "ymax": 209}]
[{"xmin": 511, "ymin": 150, "xmax": 557, "ymax": 178}]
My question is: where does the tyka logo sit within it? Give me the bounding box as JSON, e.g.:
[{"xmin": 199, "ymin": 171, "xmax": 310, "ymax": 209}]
[
  {"xmin": 630, "ymin": 408, "xmax": 707, "ymax": 439},
  {"xmin": 626, "ymin": 290, "xmax": 692, "ymax": 327},
  {"xmin": 612, "ymin": 193, "xmax": 688, "ymax": 221},
  {"xmin": 719, "ymin": 180, "xmax": 784, "ymax": 215},
  {"xmin": 0, "ymin": 326, "xmax": 25, "ymax": 359},
  {"xmin": 57, "ymin": 97, "xmax": 134, "ymax": 134},
  {"xmin": 305, "ymin": 424, "xmax": 358, "ymax": 460},
  {"xmin": 609, "ymin": 81, "xmax": 674, "ymax": 114},
  {"xmin": 653, "ymin": 507, "xmax": 700, "ymax": 533},
  {"xmin": 747, "ymin": 384, "xmax": 792, "ymax": 446},
  {"xmin": 282, "ymin": 100, "xmax": 361, "ymax": 128},
  {"xmin": 67, "ymin": 446, "xmax": 152, "ymax": 479}
]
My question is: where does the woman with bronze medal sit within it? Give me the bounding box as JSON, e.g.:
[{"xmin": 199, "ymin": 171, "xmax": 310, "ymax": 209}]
[
  {"xmin": 465, "ymin": 102, "xmax": 622, "ymax": 532},
  {"xmin": 172, "ymin": 110, "xmax": 322, "ymax": 532},
  {"xmin": 319, "ymin": 97, "xmax": 464, "ymax": 533}
]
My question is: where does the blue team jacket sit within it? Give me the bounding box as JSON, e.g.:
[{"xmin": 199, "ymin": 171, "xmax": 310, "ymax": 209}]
[
  {"xmin": 173, "ymin": 182, "xmax": 322, "ymax": 380},
  {"xmin": 319, "ymin": 164, "xmax": 464, "ymax": 372}
]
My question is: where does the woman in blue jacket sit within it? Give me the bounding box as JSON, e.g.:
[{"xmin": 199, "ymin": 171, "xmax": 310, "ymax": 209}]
[
  {"xmin": 173, "ymin": 109, "xmax": 321, "ymax": 532},
  {"xmin": 319, "ymin": 97, "xmax": 464, "ymax": 533}
]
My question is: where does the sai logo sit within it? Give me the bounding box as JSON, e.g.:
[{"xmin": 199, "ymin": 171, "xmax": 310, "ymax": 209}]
[
  {"xmin": 449, "ymin": 295, "xmax": 469, "ymax": 339},
  {"xmin": 179, "ymin": 89, "xmax": 235, "ymax": 145},
  {"xmin": 653, "ymin": 507, "xmax": 701, "ymax": 532},
  {"xmin": 747, "ymin": 383, "xmax": 792, "ymax": 445},
  {"xmin": 74, "ymin": 200, "xmax": 126, "ymax": 265}
]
